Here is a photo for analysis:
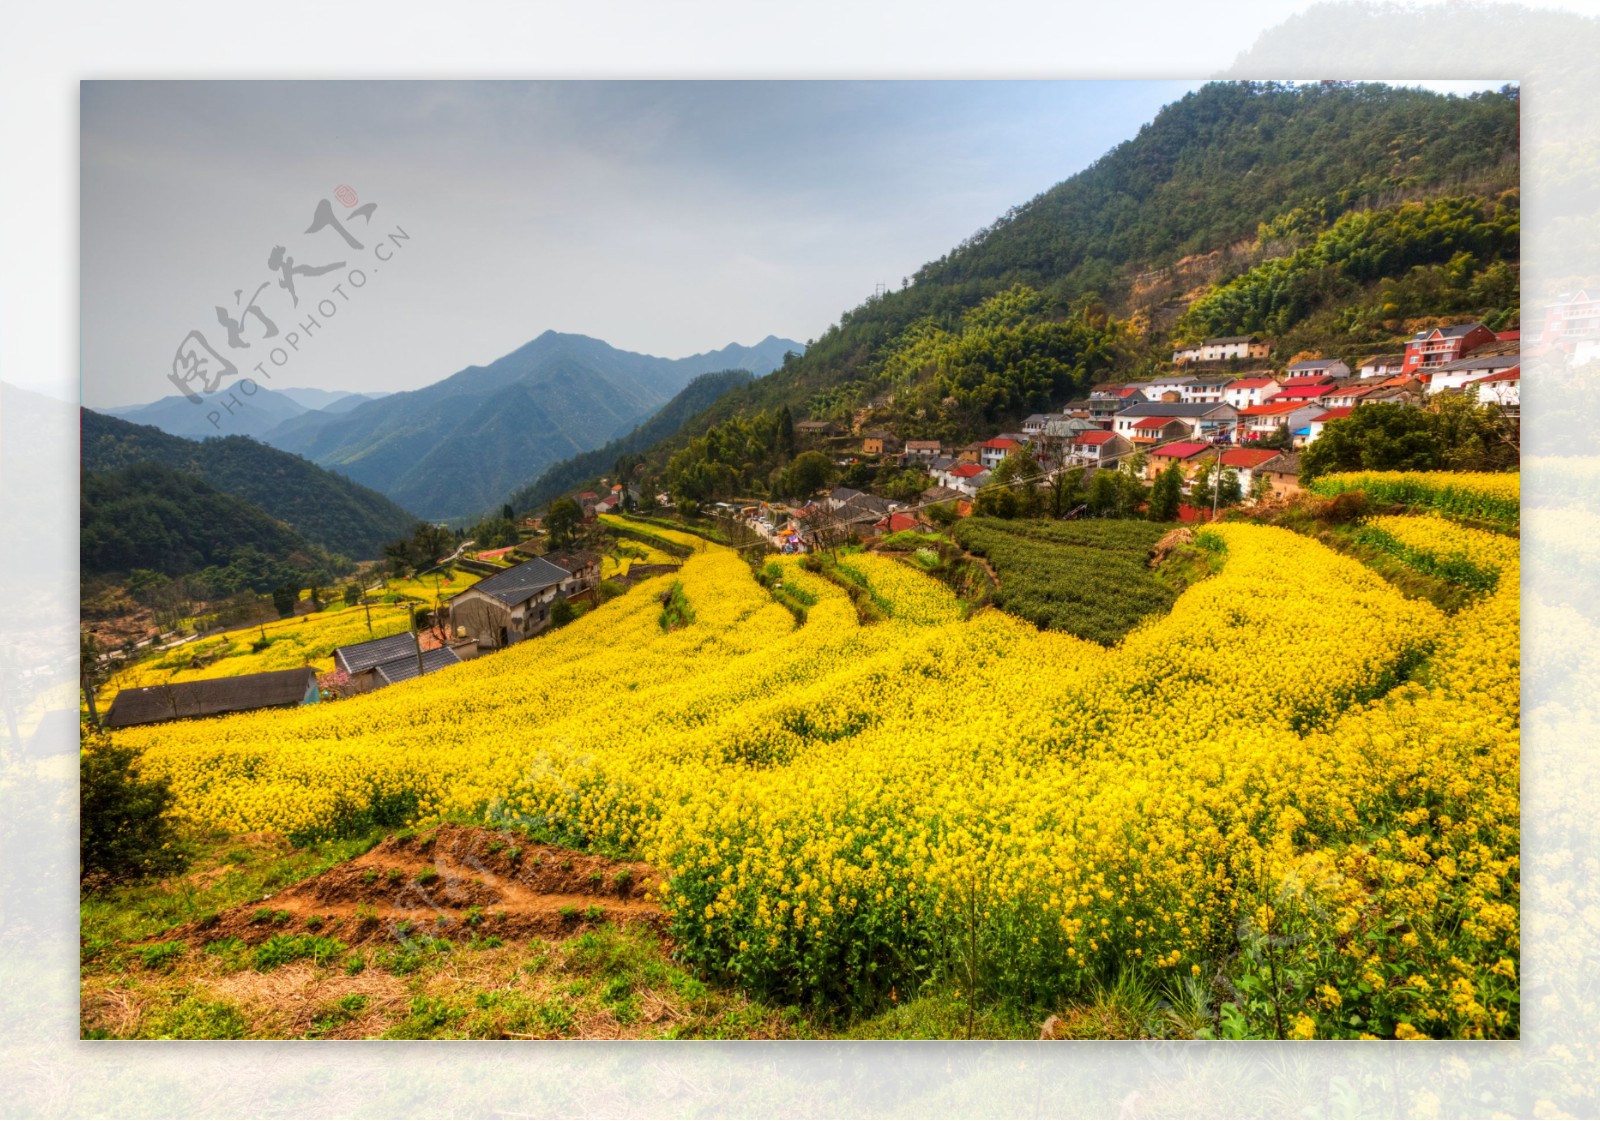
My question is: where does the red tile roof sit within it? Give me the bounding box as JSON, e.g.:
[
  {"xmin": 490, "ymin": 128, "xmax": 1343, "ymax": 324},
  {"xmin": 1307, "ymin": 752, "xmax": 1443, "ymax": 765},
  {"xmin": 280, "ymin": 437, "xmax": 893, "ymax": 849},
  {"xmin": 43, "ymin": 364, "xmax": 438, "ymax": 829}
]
[
  {"xmin": 1133, "ymin": 419, "xmax": 1179, "ymax": 430},
  {"xmin": 982, "ymin": 437, "xmax": 1022, "ymax": 450},
  {"xmin": 1150, "ymin": 440, "xmax": 1212, "ymax": 459},
  {"xmin": 1239, "ymin": 401, "xmax": 1306, "ymax": 417},
  {"xmin": 1311, "ymin": 407, "xmax": 1354, "ymax": 423},
  {"xmin": 1114, "ymin": 386, "xmax": 1143, "ymax": 398},
  {"xmin": 1230, "ymin": 376, "xmax": 1278, "ymax": 389},
  {"xmin": 1280, "ymin": 375, "xmax": 1334, "ymax": 387},
  {"xmin": 949, "ymin": 463, "xmax": 987, "ymax": 478},
  {"xmin": 1072, "ymin": 430, "xmax": 1119, "ymax": 446},
  {"xmin": 1470, "ymin": 366, "xmax": 1521, "ymax": 384},
  {"xmin": 1268, "ymin": 385, "xmax": 1331, "ymax": 400},
  {"xmin": 874, "ymin": 512, "xmax": 925, "ymax": 533},
  {"xmin": 1220, "ymin": 448, "xmax": 1279, "ymax": 468}
]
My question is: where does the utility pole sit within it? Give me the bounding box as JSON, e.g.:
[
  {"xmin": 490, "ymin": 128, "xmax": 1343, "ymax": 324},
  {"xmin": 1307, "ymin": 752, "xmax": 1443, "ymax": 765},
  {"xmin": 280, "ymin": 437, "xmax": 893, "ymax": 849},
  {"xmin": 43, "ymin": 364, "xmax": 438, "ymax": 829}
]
[{"xmin": 413, "ymin": 611, "xmax": 426, "ymax": 680}]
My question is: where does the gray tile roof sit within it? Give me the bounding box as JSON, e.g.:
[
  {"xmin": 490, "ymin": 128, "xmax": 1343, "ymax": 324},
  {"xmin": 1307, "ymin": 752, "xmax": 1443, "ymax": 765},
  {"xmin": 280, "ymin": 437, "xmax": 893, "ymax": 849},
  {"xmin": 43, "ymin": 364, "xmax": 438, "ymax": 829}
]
[
  {"xmin": 334, "ymin": 632, "xmax": 423, "ymax": 675},
  {"xmin": 1435, "ymin": 352, "xmax": 1520, "ymax": 372},
  {"xmin": 104, "ymin": 667, "xmax": 317, "ymax": 728},
  {"xmin": 458, "ymin": 556, "xmax": 570, "ymax": 607},
  {"xmin": 373, "ymin": 645, "xmax": 462, "ymax": 686}
]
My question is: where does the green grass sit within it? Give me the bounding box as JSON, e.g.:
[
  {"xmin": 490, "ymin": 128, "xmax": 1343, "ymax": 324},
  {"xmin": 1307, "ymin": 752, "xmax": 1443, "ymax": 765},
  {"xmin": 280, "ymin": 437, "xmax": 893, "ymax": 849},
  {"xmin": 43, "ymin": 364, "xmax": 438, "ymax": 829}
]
[
  {"xmin": 953, "ymin": 518, "xmax": 1177, "ymax": 645},
  {"xmin": 79, "ymin": 830, "xmax": 385, "ymax": 961}
]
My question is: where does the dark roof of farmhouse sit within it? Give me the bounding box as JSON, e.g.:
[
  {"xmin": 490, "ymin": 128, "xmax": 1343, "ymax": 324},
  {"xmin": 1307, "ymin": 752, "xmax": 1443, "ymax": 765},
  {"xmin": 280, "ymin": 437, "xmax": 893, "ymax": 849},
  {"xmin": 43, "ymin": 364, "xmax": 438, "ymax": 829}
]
[
  {"xmin": 373, "ymin": 646, "xmax": 462, "ymax": 686},
  {"xmin": 104, "ymin": 667, "xmax": 316, "ymax": 728},
  {"xmin": 454, "ymin": 556, "xmax": 570, "ymax": 606},
  {"xmin": 334, "ymin": 632, "xmax": 423, "ymax": 675}
]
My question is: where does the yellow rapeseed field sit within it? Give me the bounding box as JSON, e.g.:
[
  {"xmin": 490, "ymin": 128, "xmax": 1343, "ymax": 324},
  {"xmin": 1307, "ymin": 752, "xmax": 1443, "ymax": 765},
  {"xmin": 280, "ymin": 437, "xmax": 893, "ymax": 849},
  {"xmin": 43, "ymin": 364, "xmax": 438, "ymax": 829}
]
[{"xmin": 111, "ymin": 503, "xmax": 1519, "ymax": 1038}]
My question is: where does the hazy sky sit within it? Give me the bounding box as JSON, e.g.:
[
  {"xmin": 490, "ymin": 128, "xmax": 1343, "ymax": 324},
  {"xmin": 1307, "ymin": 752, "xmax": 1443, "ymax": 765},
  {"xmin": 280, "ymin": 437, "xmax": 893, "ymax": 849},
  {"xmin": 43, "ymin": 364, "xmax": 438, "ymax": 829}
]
[{"xmin": 80, "ymin": 79, "xmax": 1502, "ymax": 409}]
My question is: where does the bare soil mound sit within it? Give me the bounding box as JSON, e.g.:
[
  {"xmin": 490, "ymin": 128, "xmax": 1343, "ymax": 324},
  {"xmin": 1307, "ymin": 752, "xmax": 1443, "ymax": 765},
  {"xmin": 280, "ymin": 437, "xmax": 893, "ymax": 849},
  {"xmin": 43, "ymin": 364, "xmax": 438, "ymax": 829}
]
[{"xmin": 173, "ymin": 824, "xmax": 664, "ymax": 947}]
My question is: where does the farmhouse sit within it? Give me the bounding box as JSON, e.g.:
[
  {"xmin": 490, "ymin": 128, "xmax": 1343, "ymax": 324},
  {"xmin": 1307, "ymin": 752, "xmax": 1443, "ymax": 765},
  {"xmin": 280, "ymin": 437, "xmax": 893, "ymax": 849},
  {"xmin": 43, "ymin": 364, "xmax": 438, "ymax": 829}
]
[
  {"xmin": 1145, "ymin": 440, "xmax": 1214, "ymax": 482},
  {"xmin": 333, "ymin": 632, "xmax": 462, "ymax": 694},
  {"xmin": 446, "ymin": 555, "xmax": 573, "ymax": 649},
  {"xmin": 1237, "ymin": 401, "xmax": 1321, "ymax": 442},
  {"xmin": 1282, "ymin": 358, "xmax": 1351, "ymax": 380},
  {"xmin": 1357, "ymin": 353, "xmax": 1406, "ymax": 379},
  {"xmin": 1219, "ymin": 447, "xmax": 1281, "ymax": 495},
  {"xmin": 1539, "ymin": 289, "xmax": 1600, "ymax": 353},
  {"xmin": 1112, "ymin": 402, "xmax": 1237, "ymax": 443},
  {"xmin": 1221, "ymin": 376, "xmax": 1281, "ymax": 411},
  {"xmin": 861, "ymin": 431, "xmax": 899, "ymax": 456},
  {"xmin": 979, "ymin": 437, "xmax": 1024, "ymax": 468},
  {"xmin": 1171, "ymin": 335, "xmax": 1271, "ymax": 364},
  {"xmin": 1304, "ymin": 407, "xmax": 1353, "ymax": 444},
  {"xmin": 1467, "ymin": 366, "xmax": 1520, "ymax": 413},
  {"xmin": 1401, "ymin": 322, "xmax": 1496, "ymax": 376},
  {"xmin": 104, "ymin": 667, "xmax": 320, "ymax": 729},
  {"xmin": 372, "ymin": 646, "xmax": 464, "ymax": 688},
  {"xmin": 904, "ymin": 439, "xmax": 943, "ymax": 460},
  {"xmin": 1253, "ymin": 451, "xmax": 1303, "ymax": 497},
  {"xmin": 1065, "ymin": 429, "xmax": 1132, "ymax": 469},
  {"xmin": 1424, "ymin": 352, "xmax": 1521, "ymax": 395}
]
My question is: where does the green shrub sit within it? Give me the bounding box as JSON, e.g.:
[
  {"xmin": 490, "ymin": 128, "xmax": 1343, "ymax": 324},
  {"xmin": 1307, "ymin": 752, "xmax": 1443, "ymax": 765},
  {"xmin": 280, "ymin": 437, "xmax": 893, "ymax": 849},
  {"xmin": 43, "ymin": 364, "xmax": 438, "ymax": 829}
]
[
  {"xmin": 253, "ymin": 934, "xmax": 346, "ymax": 972},
  {"xmin": 79, "ymin": 733, "xmax": 186, "ymax": 885}
]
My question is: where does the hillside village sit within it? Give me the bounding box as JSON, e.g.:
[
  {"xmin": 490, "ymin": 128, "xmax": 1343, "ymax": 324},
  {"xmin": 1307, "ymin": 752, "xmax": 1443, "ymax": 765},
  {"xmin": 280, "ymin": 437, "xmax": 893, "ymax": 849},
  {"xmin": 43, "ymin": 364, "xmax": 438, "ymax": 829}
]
[
  {"xmin": 96, "ymin": 307, "xmax": 1528, "ymax": 733},
  {"xmin": 650, "ymin": 314, "xmax": 1522, "ymax": 550}
]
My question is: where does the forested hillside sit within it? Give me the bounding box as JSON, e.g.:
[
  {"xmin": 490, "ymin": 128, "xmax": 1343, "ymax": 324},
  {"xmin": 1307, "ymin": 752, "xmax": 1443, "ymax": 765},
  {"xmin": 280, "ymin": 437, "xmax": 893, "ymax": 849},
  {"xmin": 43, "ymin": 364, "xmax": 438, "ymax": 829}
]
[
  {"xmin": 506, "ymin": 368, "xmax": 754, "ymax": 512},
  {"xmin": 80, "ymin": 463, "xmax": 316, "ymax": 582},
  {"xmin": 579, "ymin": 82, "xmax": 1518, "ymax": 508},
  {"xmin": 81, "ymin": 410, "xmax": 417, "ymax": 559}
]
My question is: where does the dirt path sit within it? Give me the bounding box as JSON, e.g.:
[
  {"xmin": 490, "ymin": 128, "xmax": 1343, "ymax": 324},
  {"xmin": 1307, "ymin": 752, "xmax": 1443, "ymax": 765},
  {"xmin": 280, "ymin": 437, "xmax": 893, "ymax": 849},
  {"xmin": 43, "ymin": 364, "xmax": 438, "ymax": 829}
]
[{"xmin": 168, "ymin": 824, "xmax": 665, "ymax": 947}]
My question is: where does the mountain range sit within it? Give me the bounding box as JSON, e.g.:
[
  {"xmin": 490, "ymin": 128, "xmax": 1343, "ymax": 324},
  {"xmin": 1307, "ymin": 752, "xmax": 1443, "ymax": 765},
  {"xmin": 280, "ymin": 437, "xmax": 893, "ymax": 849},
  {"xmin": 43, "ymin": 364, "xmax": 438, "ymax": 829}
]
[{"xmin": 96, "ymin": 333, "xmax": 802, "ymax": 522}]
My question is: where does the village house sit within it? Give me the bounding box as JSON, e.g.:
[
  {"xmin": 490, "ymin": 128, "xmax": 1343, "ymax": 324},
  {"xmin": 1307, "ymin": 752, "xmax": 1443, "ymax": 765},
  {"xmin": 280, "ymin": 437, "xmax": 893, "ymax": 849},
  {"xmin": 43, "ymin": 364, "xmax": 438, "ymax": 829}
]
[
  {"xmin": 1467, "ymin": 366, "xmax": 1520, "ymax": 414},
  {"xmin": 861, "ymin": 430, "xmax": 899, "ymax": 456},
  {"xmin": 904, "ymin": 439, "xmax": 943, "ymax": 460},
  {"xmin": 1171, "ymin": 335, "xmax": 1272, "ymax": 364},
  {"xmin": 873, "ymin": 511, "xmax": 932, "ymax": 536},
  {"xmin": 371, "ymin": 646, "xmax": 465, "ymax": 689},
  {"xmin": 1145, "ymin": 440, "xmax": 1214, "ymax": 483},
  {"xmin": 1219, "ymin": 447, "xmax": 1282, "ymax": 496},
  {"xmin": 795, "ymin": 419, "xmax": 839, "ymax": 442},
  {"xmin": 1113, "ymin": 402, "xmax": 1238, "ymax": 444},
  {"xmin": 335, "ymin": 632, "xmax": 430, "ymax": 694},
  {"xmin": 1221, "ymin": 376, "xmax": 1281, "ymax": 412},
  {"xmin": 1064, "ymin": 429, "xmax": 1132, "ymax": 469},
  {"xmin": 1400, "ymin": 322, "xmax": 1496, "ymax": 376},
  {"xmin": 1304, "ymin": 407, "xmax": 1353, "ymax": 444},
  {"xmin": 1182, "ymin": 374, "xmax": 1235, "ymax": 404},
  {"xmin": 1424, "ymin": 351, "xmax": 1521, "ymax": 395},
  {"xmin": 1538, "ymin": 289, "xmax": 1600, "ymax": 353},
  {"xmin": 1253, "ymin": 451, "xmax": 1303, "ymax": 497},
  {"xmin": 1357, "ymin": 353, "xmax": 1406, "ymax": 379},
  {"xmin": 1320, "ymin": 384, "xmax": 1377, "ymax": 410},
  {"xmin": 1282, "ymin": 357, "xmax": 1353, "ymax": 381},
  {"xmin": 825, "ymin": 486, "xmax": 864, "ymax": 510},
  {"xmin": 940, "ymin": 462, "xmax": 991, "ymax": 497},
  {"xmin": 1127, "ymin": 417, "xmax": 1194, "ymax": 447},
  {"xmin": 979, "ymin": 437, "xmax": 1025, "ymax": 469},
  {"xmin": 103, "ymin": 666, "xmax": 320, "ymax": 729},
  {"xmin": 446, "ymin": 555, "xmax": 574, "ymax": 649},
  {"xmin": 1039, "ymin": 416, "xmax": 1107, "ymax": 459},
  {"xmin": 541, "ymin": 549, "xmax": 601, "ymax": 597},
  {"xmin": 1021, "ymin": 414, "xmax": 1056, "ymax": 437},
  {"xmin": 1236, "ymin": 401, "xmax": 1321, "ymax": 443},
  {"xmin": 1266, "ymin": 382, "xmax": 1336, "ymax": 407},
  {"xmin": 1143, "ymin": 374, "xmax": 1197, "ymax": 402}
]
